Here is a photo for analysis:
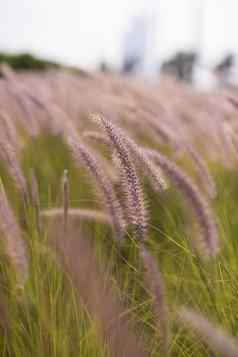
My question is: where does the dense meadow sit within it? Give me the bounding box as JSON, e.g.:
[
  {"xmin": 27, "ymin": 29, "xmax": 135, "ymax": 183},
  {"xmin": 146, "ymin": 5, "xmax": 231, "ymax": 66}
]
[{"xmin": 1, "ymin": 63, "xmax": 238, "ymax": 356}]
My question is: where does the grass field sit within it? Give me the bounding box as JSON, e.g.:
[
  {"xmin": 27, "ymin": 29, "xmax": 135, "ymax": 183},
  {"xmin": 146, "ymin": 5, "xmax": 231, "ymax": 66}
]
[{"xmin": 0, "ymin": 64, "xmax": 238, "ymax": 356}]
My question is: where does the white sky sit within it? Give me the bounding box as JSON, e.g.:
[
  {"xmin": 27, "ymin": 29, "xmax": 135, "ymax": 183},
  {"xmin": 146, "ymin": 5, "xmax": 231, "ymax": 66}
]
[{"xmin": 0, "ymin": 0, "xmax": 238, "ymax": 70}]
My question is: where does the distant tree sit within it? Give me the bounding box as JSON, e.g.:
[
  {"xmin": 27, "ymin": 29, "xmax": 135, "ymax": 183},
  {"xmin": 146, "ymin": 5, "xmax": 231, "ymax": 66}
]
[
  {"xmin": 214, "ymin": 53, "xmax": 237, "ymax": 88},
  {"xmin": 0, "ymin": 52, "xmax": 60, "ymax": 72},
  {"xmin": 99, "ymin": 61, "xmax": 111, "ymax": 73},
  {"xmin": 161, "ymin": 51, "xmax": 198, "ymax": 83},
  {"xmin": 122, "ymin": 56, "xmax": 141, "ymax": 74},
  {"xmin": 215, "ymin": 54, "xmax": 234, "ymax": 74}
]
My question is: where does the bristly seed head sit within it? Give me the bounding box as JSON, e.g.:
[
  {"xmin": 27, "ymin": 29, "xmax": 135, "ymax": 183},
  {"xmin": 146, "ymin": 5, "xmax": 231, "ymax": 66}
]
[
  {"xmin": 178, "ymin": 307, "xmax": 238, "ymax": 357},
  {"xmin": 92, "ymin": 114, "xmax": 148, "ymax": 242},
  {"xmin": 146, "ymin": 148, "xmax": 219, "ymax": 257}
]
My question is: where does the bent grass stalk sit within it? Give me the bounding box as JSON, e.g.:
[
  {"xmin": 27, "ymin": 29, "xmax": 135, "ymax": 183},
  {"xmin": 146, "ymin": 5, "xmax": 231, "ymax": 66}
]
[
  {"xmin": 178, "ymin": 307, "xmax": 238, "ymax": 357},
  {"xmin": 185, "ymin": 144, "xmax": 217, "ymax": 199},
  {"xmin": 145, "ymin": 148, "xmax": 219, "ymax": 257}
]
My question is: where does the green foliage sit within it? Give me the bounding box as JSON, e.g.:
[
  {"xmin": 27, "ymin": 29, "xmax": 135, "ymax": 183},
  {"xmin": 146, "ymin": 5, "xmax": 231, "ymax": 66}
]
[{"xmin": 0, "ymin": 52, "xmax": 60, "ymax": 72}]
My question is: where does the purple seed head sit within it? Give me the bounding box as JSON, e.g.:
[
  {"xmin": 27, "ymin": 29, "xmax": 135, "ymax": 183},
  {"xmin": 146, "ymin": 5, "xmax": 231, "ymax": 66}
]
[
  {"xmin": 146, "ymin": 148, "xmax": 219, "ymax": 257},
  {"xmin": 92, "ymin": 114, "xmax": 148, "ymax": 241},
  {"xmin": 178, "ymin": 307, "xmax": 238, "ymax": 357}
]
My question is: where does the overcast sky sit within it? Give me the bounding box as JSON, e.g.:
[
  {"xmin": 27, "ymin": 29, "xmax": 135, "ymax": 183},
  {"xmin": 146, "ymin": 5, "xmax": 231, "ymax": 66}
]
[{"xmin": 0, "ymin": 0, "xmax": 238, "ymax": 70}]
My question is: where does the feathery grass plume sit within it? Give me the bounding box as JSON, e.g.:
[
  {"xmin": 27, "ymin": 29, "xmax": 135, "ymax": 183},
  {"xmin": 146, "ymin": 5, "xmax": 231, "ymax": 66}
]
[
  {"xmin": 41, "ymin": 208, "xmax": 112, "ymax": 225},
  {"xmin": 5, "ymin": 83, "xmax": 41, "ymax": 138},
  {"xmin": 140, "ymin": 244, "xmax": 170, "ymax": 356},
  {"xmin": 0, "ymin": 115, "xmax": 27, "ymax": 197},
  {"xmin": 21, "ymin": 92, "xmax": 73, "ymax": 136},
  {"xmin": 0, "ymin": 179, "xmax": 28, "ymax": 287},
  {"xmin": 30, "ymin": 169, "xmax": 41, "ymax": 234},
  {"xmin": 92, "ymin": 114, "xmax": 148, "ymax": 241},
  {"xmin": 0, "ymin": 64, "xmax": 41, "ymax": 137},
  {"xmin": 178, "ymin": 307, "xmax": 238, "ymax": 357},
  {"xmin": 146, "ymin": 115, "xmax": 179, "ymax": 147},
  {"xmin": 84, "ymin": 129, "xmax": 167, "ymax": 192},
  {"xmin": 124, "ymin": 136, "xmax": 167, "ymax": 192},
  {"xmin": 146, "ymin": 149, "xmax": 219, "ymax": 257},
  {"xmin": 9, "ymin": 85, "xmax": 58, "ymax": 136},
  {"xmin": 2, "ymin": 69, "xmax": 61, "ymax": 137},
  {"xmin": 64, "ymin": 133, "xmax": 125, "ymax": 240},
  {"xmin": 84, "ymin": 130, "xmax": 122, "ymax": 180},
  {"xmin": 83, "ymin": 132, "xmax": 120, "ymax": 183},
  {"xmin": 0, "ymin": 63, "xmax": 16, "ymax": 82},
  {"xmin": 0, "ymin": 111, "xmax": 21, "ymax": 151},
  {"xmin": 49, "ymin": 221, "xmax": 148, "ymax": 357},
  {"xmin": 143, "ymin": 111, "xmax": 216, "ymax": 199},
  {"xmin": 222, "ymin": 120, "xmax": 238, "ymax": 157},
  {"xmin": 185, "ymin": 144, "xmax": 217, "ymax": 199},
  {"xmin": 62, "ymin": 169, "xmax": 69, "ymax": 234}
]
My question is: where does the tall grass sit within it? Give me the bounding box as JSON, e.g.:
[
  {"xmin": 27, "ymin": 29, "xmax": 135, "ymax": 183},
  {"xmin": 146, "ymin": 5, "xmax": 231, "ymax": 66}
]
[{"xmin": 0, "ymin": 66, "xmax": 238, "ymax": 356}]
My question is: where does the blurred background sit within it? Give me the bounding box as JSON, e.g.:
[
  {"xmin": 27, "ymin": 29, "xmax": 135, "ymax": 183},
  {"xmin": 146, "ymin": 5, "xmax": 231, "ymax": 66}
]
[{"xmin": 1, "ymin": 0, "xmax": 238, "ymax": 89}]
